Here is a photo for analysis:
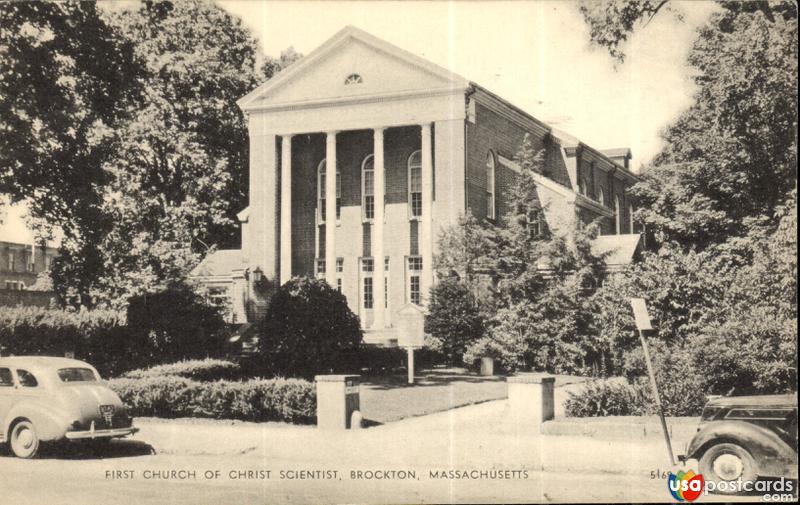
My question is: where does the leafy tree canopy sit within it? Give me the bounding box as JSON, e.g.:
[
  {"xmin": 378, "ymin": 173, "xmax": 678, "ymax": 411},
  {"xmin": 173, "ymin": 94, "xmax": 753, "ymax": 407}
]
[{"xmin": 582, "ymin": 1, "xmax": 797, "ymax": 249}]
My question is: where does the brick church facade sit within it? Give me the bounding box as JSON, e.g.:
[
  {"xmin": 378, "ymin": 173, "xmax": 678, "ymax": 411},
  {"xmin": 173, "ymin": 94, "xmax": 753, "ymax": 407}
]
[{"xmin": 191, "ymin": 26, "xmax": 642, "ymax": 344}]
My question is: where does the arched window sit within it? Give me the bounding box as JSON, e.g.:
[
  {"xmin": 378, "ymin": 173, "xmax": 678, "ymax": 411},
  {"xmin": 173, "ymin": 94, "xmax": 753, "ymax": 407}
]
[
  {"xmin": 597, "ymin": 187, "xmax": 606, "ymax": 207},
  {"xmin": 579, "ymin": 177, "xmax": 590, "ymax": 197},
  {"xmin": 408, "ymin": 150, "xmax": 422, "ymax": 218},
  {"xmin": 629, "ymin": 203, "xmax": 635, "ymax": 233},
  {"xmin": 344, "ymin": 73, "xmax": 363, "ymax": 85},
  {"xmin": 362, "ymin": 154, "xmax": 375, "ymax": 221},
  {"xmin": 486, "ymin": 151, "xmax": 496, "ymax": 220},
  {"xmin": 317, "ymin": 159, "xmax": 341, "ymax": 223},
  {"xmin": 614, "ymin": 195, "xmax": 621, "ymax": 234}
]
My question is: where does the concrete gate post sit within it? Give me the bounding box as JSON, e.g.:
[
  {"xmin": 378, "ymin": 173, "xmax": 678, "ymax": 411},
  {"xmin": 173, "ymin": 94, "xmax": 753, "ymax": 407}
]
[
  {"xmin": 315, "ymin": 375, "xmax": 360, "ymax": 429},
  {"xmin": 507, "ymin": 374, "xmax": 555, "ymax": 430}
]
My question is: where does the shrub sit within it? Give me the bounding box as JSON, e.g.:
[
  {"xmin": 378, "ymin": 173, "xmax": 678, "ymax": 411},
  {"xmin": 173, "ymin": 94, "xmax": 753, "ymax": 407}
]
[
  {"xmin": 424, "ymin": 278, "xmax": 485, "ymax": 366},
  {"xmin": 126, "ymin": 284, "xmax": 228, "ymax": 364},
  {"xmin": 565, "ymin": 353, "xmax": 709, "ymax": 418},
  {"xmin": 564, "ymin": 379, "xmax": 650, "ymax": 417},
  {"xmin": 109, "ymin": 376, "xmax": 316, "ymax": 424},
  {"xmin": 256, "ymin": 277, "xmax": 362, "ymax": 379},
  {"xmin": 123, "ymin": 359, "xmax": 244, "ymax": 382},
  {"xmin": 0, "ymin": 306, "xmax": 145, "ymax": 377}
]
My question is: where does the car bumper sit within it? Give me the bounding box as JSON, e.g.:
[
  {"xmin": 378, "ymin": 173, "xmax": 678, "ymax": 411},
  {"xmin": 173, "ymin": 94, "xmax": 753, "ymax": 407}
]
[{"xmin": 65, "ymin": 426, "xmax": 139, "ymax": 440}]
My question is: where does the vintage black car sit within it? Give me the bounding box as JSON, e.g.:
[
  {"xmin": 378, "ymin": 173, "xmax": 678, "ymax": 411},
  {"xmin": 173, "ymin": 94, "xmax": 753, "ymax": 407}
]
[{"xmin": 683, "ymin": 393, "xmax": 798, "ymax": 488}]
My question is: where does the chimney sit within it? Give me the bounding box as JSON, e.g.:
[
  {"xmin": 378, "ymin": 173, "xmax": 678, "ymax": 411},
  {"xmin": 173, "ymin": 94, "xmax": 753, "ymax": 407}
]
[{"xmin": 601, "ymin": 148, "xmax": 632, "ymax": 170}]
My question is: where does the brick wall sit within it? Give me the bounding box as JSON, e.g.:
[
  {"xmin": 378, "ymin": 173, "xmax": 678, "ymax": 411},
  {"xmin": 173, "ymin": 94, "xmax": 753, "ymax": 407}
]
[
  {"xmin": 465, "ymin": 100, "xmax": 572, "ymax": 222},
  {"xmin": 0, "ymin": 289, "xmax": 55, "ymax": 308},
  {"xmin": 0, "ymin": 242, "xmax": 58, "ymax": 289}
]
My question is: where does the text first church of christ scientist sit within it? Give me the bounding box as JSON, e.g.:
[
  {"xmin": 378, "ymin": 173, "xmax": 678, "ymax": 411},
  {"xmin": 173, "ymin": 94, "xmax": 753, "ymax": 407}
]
[{"xmin": 191, "ymin": 26, "xmax": 643, "ymax": 346}]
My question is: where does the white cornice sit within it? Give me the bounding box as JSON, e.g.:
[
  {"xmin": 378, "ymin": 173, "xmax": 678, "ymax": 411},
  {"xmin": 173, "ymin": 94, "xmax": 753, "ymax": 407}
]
[
  {"xmin": 242, "ymin": 86, "xmax": 465, "ymax": 114},
  {"xmin": 471, "ymin": 86, "xmax": 550, "ymax": 137}
]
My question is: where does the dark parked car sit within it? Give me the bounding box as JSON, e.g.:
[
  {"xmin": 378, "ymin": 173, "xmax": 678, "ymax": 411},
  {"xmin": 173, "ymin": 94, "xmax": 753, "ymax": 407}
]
[{"xmin": 682, "ymin": 393, "xmax": 798, "ymax": 490}]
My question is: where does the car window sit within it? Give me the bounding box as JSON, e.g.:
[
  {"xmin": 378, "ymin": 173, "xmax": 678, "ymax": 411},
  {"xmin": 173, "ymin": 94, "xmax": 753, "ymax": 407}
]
[
  {"xmin": 0, "ymin": 368, "xmax": 13, "ymax": 387},
  {"xmin": 17, "ymin": 369, "xmax": 38, "ymax": 388},
  {"xmin": 58, "ymin": 368, "xmax": 97, "ymax": 382}
]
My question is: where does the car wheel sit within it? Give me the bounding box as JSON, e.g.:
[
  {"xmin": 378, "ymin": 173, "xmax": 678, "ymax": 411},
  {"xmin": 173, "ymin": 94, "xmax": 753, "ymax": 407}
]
[
  {"xmin": 699, "ymin": 442, "xmax": 757, "ymax": 494},
  {"xmin": 10, "ymin": 420, "xmax": 40, "ymax": 459}
]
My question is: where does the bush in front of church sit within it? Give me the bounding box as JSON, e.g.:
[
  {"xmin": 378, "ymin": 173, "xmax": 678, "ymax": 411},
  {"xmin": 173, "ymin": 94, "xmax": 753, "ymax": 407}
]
[
  {"xmin": 256, "ymin": 276, "xmax": 363, "ymax": 379},
  {"xmin": 424, "ymin": 277, "xmax": 486, "ymax": 367}
]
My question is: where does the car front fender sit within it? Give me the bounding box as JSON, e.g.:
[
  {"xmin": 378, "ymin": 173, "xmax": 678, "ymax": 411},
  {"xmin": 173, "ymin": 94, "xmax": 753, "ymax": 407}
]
[
  {"xmin": 4, "ymin": 401, "xmax": 72, "ymax": 442},
  {"xmin": 687, "ymin": 420, "xmax": 798, "ymax": 479}
]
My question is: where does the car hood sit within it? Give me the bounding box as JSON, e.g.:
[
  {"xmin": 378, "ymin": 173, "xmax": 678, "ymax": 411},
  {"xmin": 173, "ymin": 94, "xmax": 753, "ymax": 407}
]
[{"xmin": 706, "ymin": 393, "xmax": 797, "ymax": 408}]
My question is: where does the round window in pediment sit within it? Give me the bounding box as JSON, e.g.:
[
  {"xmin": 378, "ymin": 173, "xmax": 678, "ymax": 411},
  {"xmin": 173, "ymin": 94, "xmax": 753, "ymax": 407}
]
[{"xmin": 344, "ymin": 73, "xmax": 363, "ymax": 85}]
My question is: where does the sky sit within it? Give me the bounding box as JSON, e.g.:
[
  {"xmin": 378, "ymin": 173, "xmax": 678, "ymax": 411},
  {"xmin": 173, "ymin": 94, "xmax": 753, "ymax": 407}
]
[{"xmin": 2, "ymin": 0, "xmax": 720, "ymax": 244}]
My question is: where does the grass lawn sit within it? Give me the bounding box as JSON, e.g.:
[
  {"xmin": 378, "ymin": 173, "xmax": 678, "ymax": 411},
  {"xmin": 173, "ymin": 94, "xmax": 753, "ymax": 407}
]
[{"xmin": 358, "ymin": 367, "xmax": 507, "ymax": 424}]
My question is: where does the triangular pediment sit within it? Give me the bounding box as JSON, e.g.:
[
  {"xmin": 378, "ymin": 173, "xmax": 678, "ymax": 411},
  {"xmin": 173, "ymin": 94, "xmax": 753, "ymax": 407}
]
[{"xmin": 238, "ymin": 26, "xmax": 469, "ymax": 110}]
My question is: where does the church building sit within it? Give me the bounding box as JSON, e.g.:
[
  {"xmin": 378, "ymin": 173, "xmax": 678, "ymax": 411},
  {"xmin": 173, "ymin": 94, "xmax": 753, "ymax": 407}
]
[{"xmin": 191, "ymin": 26, "xmax": 642, "ymax": 344}]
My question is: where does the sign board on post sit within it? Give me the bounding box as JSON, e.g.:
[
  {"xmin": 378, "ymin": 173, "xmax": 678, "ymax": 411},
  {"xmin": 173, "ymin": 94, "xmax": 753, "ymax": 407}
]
[
  {"xmin": 394, "ymin": 303, "xmax": 426, "ymax": 384},
  {"xmin": 629, "ymin": 298, "xmax": 675, "ymax": 467},
  {"xmin": 395, "ymin": 303, "xmax": 426, "ymax": 348},
  {"xmin": 630, "ymin": 298, "xmax": 654, "ymax": 332}
]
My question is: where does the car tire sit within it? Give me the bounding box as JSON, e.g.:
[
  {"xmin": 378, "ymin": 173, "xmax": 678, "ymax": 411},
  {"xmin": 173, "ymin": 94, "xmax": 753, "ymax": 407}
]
[
  {"xmin": 10, "ymin": 420, "xmax": 40, "ymax": 459},
  {"xmin": 699, "ymin": 442, "xmax": 757, "ymax": 494}
]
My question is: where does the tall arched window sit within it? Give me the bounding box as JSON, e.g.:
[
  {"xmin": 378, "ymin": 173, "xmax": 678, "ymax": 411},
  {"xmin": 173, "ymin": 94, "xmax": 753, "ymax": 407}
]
[
  {"xmin": 579, "ymin": 177, "xmax": 590, "ymax": 197},
  {"xmin": 597, "ymin": 187, "xmax": 606, "ymax": 207},
  {"xmin": 362, "ymin": 154, "xmax": 375, "ymax": 221},
  {"xmin": 486, "ymin": 151, "xmax": 496, "ymax": 220},
  {"xmin": 614, "ymin": 195, "xmax": 621, "ymax": 234},
  {"xmin": 317, "ymin": 159, "xmax": 341, "ymax": 223},
  {"xmin": 629, "ymin": 203, "xmax": 635, "ymax": 233},
  {"xmin": 408, "ymin": 150, "xmax": 422, "ymax": 218}
]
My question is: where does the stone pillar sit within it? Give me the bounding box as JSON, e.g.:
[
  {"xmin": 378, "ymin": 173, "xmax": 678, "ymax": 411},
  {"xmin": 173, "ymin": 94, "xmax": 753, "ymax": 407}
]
[
  {"xmin": 315, "ymin": 375, "xmax": 360, "ymax": 429},
  {"xmin": 420, "ymin": 123, "xmax": 434, "ymax": 297},
  {"xmin": 325, "ymin": 131, "xmax": 338, "ymax": 286},
  {"xmin": 280, "ymin": 135, "xmax": 293, "ymax": 284},
  {"xmin": 373, "ymin": 127, "xmax": 386, "ymax": 330},
  {"xmin": 507, "ymin": 375, "xmax": 555, "ymax": 431}
]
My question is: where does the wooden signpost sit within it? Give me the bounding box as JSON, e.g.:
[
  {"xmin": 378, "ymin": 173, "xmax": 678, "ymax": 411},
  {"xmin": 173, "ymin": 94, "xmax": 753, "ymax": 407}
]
[
  {"xmin": 630, "ymin": 298, "xmax": 676, "ymax": 467},
  {"xmin": 395, "ymin": 303, "xmax": 426, "ymax": 385}
]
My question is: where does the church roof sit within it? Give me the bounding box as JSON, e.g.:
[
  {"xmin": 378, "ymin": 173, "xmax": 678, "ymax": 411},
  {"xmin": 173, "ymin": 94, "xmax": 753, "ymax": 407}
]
[
  {"xmin": 190, "ymin": 249, "xmax": 244, "ymax": 278},
  {"xmin": 591, "ymin": 234, "xmax": 642, "ymax": 270}
]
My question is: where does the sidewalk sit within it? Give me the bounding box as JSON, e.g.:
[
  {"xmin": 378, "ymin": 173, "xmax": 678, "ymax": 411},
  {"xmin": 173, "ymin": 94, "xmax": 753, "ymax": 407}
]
[{"xmin": 131, "ymin": 398, "xmax": 691, "ymax": 478}]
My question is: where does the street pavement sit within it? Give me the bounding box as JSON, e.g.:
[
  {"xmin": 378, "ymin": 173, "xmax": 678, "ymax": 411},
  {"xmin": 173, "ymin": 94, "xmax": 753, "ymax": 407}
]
[{"xmin": 0, "ymin": 400, "xmax": 765, "ymax": 504}]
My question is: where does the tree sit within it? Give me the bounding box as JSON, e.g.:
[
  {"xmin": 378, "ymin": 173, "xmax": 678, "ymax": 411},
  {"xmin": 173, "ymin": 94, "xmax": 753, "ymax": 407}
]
[
  {"xmin": 89, "ymin": 0, "xmax": 262, "ymax": 306},
  {"xmin": 578, "ymin": 0, "xmax": 676, "ymax": 63},
  {"xmin": 261, "ymin": 46, "xmax": 302, "ymax": 81},
  {"xmin": 0, "ymin": 1, "xmax": 141, "ymax": 306},
  {"xmin": 582, "ymin": 1, "xmax": 797, "ymax": 249},
  {"xmin": 257, "ymin": 277, "xmax": 363, "ymax": 379},
  {"xmin": 126, "ymin": 283, "xmax": 228, "ymax": 365},
  {"xmin": 424, "ymin": 278, "xmax": 485, "ymax": 366},
  {"xmin": 433, "ymin": 134, "xmax": 607, "ymax": 374}
]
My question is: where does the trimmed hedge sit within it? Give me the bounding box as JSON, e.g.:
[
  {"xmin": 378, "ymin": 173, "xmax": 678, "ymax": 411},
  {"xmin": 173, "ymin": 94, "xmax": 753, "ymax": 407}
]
[
  {"xmin": 123, "ymin": 359, "xmax": 243, "ymax": 382},
  {"xmin": 0, "ymin": 306, "xmax": 139, "ymax": 377},
  {"xmin": 109, "ymin": 376, "xmax": 316, "ymax": 424}
]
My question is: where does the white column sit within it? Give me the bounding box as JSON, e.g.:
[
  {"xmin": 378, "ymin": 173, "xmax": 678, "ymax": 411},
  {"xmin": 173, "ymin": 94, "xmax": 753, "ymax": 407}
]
[
  {"xmin": 373, "ymin": 127, "xmax": 385, "ymax": 329},
  {"xmin": 249, "ymin": 134, "xmax": 278, "ymax": 278},
  {"xmin": 325, "ymin": 131, "xmax": 338, "ymax": 285},
  {"xmin": 280, "ymin": 135, "xmax": 293, "ymax": 284},
  {"xmin": 420, "ymin": 123, "xmax": 434, "ymax": 298}
]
